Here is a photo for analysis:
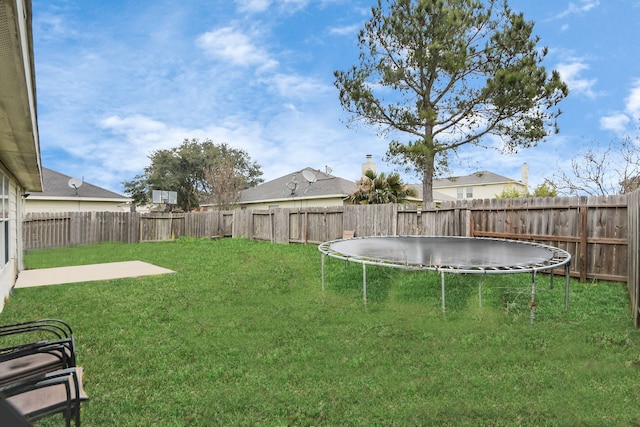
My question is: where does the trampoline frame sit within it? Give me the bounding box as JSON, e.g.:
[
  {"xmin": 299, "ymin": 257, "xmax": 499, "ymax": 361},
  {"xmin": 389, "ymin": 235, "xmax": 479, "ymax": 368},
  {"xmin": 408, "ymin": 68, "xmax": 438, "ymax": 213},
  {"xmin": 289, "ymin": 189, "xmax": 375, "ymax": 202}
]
[{"xmin": 319, "ymin": 236, "xmax": 572, "ymax": 324}]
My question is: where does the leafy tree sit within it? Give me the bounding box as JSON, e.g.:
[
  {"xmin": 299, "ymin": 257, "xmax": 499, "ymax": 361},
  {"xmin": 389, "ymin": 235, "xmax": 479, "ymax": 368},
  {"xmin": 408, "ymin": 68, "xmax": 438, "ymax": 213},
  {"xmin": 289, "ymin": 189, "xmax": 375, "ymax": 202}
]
[
  {"xmin": 334, "ymin": 0, "xmax": 568, "ymax": 207},
  {"xmin": 495, "ymin": 181, "xmax": 557, "ymax": 198},
  {"xmin": 348, "ymin": 169, "xmax": 417, "ymax": 204},
  {"xmin": 532, "ymin": 181, "xmax": 557, "ymax": 197},
  {"xmin": 203, "ymin": 144, "xmax": 263, "ymax": 210},
  {"xmin": 495, "ymin": 184, "xmax": 528, "ymax": 199},
  {"xmin": 123, "ymin": 139, "xmax": 263, "ymax": 211}
]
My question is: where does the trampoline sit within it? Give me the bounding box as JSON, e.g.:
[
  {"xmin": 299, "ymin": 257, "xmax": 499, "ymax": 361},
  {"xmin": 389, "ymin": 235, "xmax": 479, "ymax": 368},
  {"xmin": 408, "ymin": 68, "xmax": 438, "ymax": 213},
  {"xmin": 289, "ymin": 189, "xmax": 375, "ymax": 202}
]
[{"xmin": 319, "ymin": 236, "xmax": 572, "ymax": 323}]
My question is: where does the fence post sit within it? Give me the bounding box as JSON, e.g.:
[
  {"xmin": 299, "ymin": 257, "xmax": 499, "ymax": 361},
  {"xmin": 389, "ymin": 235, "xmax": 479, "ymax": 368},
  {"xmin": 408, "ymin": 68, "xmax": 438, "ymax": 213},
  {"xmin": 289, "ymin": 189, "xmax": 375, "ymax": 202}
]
[
  {"xmin": 628, "ymin": 191, "xmax": 640, "ymax": 327},
  {"xmin": 579, "ymin": 197, "xmax": 588, "ymax": 283}
]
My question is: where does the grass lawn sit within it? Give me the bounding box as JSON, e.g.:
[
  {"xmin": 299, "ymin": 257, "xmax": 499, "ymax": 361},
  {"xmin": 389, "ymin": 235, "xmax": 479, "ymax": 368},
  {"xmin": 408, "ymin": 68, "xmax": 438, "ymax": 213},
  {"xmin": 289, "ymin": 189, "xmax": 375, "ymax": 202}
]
[{"xmin": 2, "ymin": 238, "xmax": 640, "ymax": 426}]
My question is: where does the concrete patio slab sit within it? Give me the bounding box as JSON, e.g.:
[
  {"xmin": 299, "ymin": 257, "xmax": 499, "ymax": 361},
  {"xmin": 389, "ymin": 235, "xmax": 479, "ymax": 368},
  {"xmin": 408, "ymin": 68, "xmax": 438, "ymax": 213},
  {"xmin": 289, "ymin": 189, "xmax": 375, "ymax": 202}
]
[{"xmin": 15, "ymin": 261, "xmax": 175, "ymax": 288}]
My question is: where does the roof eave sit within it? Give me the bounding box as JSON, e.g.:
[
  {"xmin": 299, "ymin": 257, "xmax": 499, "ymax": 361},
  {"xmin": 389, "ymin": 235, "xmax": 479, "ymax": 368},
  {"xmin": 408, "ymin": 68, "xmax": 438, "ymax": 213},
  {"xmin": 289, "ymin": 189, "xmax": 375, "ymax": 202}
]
[{"xmin": 0, "ymin": 0, "xmax": 42, "ymax": 191}]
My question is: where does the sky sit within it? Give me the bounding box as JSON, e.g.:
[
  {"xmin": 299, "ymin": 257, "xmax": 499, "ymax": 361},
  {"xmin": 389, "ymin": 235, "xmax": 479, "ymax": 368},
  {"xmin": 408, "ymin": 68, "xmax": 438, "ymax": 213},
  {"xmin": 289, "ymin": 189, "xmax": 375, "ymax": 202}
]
[{"xmin": 31, "ymin": 0, "xmax": 640, "ymax": 195}]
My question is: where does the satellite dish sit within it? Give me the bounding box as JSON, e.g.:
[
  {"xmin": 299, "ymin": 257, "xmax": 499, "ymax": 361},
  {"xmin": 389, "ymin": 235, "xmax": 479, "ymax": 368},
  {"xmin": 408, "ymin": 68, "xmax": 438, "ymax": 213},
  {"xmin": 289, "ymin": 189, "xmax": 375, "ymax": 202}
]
[
  {"xmin": 302, "ymin": 169, "xmax": 318, "ymax": 183},
  {"xmin": 68, "ymin": 177, "xmax": 83, "ymax": 194},
  {"xmin": 68, "ymin": 177, "xmax": 83, "ymax": 189},
  {"xmin": 285, "ymin": 175, "xmax": 298, "ymax": 195}
]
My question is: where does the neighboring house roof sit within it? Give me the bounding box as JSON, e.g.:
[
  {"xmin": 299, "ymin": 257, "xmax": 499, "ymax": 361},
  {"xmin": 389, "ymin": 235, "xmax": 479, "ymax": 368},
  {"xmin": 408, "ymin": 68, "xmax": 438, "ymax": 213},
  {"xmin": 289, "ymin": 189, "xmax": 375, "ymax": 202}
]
[
  {"xmin": 239, "ymin": 167, "xmax": 356, "ymax": 205},
  {"xmin": 433, "ymin": 171, "xmax": 523, "ymax": 188},
  {"xmin": 28, "ymin": 168, "xmax": 130, "ymax": 202}
]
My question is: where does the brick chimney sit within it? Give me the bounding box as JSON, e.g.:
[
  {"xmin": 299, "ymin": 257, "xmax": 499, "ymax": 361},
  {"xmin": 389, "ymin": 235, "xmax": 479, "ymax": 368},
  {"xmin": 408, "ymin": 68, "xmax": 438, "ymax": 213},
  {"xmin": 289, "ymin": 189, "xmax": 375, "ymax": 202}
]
[{"xmin": 362, "ymin": 154, "xmax": 377, "ymax": 177}]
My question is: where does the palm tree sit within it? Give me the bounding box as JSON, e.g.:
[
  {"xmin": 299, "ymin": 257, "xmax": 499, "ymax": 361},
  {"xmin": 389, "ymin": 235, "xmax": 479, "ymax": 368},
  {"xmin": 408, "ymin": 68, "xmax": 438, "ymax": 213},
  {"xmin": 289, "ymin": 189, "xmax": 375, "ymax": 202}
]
[{"xmin": 348, "ymin": 170, "xmax": 417, "ymax": 204}]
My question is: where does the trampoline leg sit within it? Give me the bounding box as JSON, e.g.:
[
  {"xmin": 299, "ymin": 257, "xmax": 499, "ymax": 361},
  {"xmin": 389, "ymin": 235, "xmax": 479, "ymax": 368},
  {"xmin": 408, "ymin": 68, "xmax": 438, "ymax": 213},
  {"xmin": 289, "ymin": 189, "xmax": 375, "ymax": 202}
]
[
  {"xmin": 478, "ymin": 278, "xmax": 483, "ymax": 308},
  {"xmin": 363, "ymin": 263, "xmax": 367, "ymax": 305},
  {"xmin": 564, "ymin": 262, "xmax": 570, "ymax": 311},
  {"xmin": 550, "ymin": 269, "xmax": 554, "ymax": 289},
  {"xmin": 530, "ymin": 271, "xmax": 537, "ymax": 326},
  {"xmin": 321, "ymin": 254, "xmax": 325, "ymax": 293},
  {"xmin": 441, "ymin": 271, "xmax": 446, "ymax": 314}
]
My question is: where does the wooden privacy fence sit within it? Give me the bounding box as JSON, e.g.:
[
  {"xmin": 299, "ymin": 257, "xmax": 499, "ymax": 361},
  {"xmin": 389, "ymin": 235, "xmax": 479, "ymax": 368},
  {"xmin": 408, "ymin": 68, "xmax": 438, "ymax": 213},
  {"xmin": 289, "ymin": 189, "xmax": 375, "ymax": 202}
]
[
  {"xmin": 22, "ymin": 211, "xmax": 235, "ymax": 248},
  {"xmin": 23, "ymin": 212, "xmax": 140, "ymax": 248},
  {"xmin": 466, "ymin": 195, "xmax": 628, "ymax": 283},
  {"xmin": 22, "ymin": 193, "xmax": 640, "ymax": 325}
]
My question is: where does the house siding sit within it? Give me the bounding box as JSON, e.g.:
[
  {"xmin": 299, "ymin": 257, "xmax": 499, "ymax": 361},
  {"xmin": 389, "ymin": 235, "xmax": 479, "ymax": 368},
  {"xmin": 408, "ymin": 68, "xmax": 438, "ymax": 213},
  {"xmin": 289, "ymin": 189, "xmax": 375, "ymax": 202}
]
[
  {"xmin": 25, "ymin": 198, "xmax": 131, "ymax": 213},
  {"xmin": 435, "ymin": 182, "xmax": 527, "ymax": 200},
  {"xmin": 0, "ymin": 167, "xmax": 23, "ymax": 311}
]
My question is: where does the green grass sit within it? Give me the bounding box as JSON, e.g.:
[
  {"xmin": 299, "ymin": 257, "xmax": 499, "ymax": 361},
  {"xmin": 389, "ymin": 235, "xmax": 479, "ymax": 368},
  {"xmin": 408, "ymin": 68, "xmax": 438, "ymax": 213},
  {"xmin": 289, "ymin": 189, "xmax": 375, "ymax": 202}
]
[{"xmin": 3, "ymin": 238, "xmax": 640, "ymax": 426}]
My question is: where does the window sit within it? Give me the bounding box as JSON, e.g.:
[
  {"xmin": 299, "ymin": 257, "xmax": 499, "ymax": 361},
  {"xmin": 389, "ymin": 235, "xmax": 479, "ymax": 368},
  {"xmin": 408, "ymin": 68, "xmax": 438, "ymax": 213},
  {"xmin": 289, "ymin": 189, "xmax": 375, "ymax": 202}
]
[
  {"xmin": 0, "ymin": 172, "xmax": 9, "ymax": 265},
  {"xmin": 457, "ymin": 187, "xmax": 474, "ymax": 199}
]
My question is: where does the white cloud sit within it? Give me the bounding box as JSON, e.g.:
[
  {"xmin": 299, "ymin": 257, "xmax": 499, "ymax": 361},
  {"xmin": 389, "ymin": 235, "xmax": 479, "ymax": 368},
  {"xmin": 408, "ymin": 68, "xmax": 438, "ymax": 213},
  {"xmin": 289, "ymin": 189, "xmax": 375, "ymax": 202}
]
[
  {"xmin": 97, "ymin": 115, "xmax": 189, "ymax": 170},
  {"xmin": 235, "ymin": 0, "xmax": 272, "ymax": 13},
  {"xmin": 553, "ymin": 0, "xmax": 600, "ymax": 20},
  {"xmin": 600, "ymin": 80, "xmax": 640, "ymax": 136},
  {"xmin": 92, "ymin": 113, "xmax": 280, "ymax": 186},
  {"xmin": 196, "ymin": 27, "xmax": 278, "ymax": 70},
  {"xmin": 235, "ymin": 0, "xmax": 310, "ymax": 14},
  {"xmin": 94, "ymin": 108, "xmax": 364, "ymax": 186},
  {"xmin": 556, "ymin": 60, "xmax": 598, "ymax": 98},
  {"xmin": 101, "ymin": 115, "xmax": 168, "ymax": 140},
  {"xmin": 625, "ymin": 80, "xmax": 640, "ymax": 120},
  {"xmin": 329, "ymin": 24, "xmax": 360, "ymax": 36},
  {"xmin": 600, "ymin": 113, "xmax": 630, "ymax": 134},
  {"xmin": 264, "ymin": 73, "xmax": 333, "ymax": 99}
]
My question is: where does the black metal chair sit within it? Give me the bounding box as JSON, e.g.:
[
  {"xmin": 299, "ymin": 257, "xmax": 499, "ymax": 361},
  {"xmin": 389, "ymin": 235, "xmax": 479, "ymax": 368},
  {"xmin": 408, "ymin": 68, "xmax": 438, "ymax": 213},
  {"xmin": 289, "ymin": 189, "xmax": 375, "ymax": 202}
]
[
  {"xmin": 1, "ymin": 367, "xmax": 87, "ymax": 426},
  {"xmin": 0, "ymin": 319, "xmax": 87, "ymax": 425},
  {"xmin": 0, "ymin": 319, "xmax": 76, "ymax": 389}
]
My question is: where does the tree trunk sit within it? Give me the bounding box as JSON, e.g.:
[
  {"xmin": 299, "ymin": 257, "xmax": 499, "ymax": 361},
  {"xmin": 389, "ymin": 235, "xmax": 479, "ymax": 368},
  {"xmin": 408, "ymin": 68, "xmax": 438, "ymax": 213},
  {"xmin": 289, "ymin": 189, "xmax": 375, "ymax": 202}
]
[{"xmin": 421, "ymin": 153, "xmax": 435, "ymax": 208}]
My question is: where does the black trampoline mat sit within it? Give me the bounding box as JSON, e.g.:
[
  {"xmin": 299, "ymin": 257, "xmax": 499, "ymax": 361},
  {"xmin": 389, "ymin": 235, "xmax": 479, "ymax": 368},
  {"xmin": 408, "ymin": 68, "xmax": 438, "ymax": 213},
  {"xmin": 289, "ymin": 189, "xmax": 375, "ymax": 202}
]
[{"xmin": 326, "ymin": 236, "xmax": 554, "ymax": 269}]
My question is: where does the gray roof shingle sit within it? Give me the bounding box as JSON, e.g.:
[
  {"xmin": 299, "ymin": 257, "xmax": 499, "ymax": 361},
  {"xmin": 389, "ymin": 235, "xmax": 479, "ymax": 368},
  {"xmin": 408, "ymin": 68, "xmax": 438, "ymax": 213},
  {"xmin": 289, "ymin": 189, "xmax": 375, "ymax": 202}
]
[
  {"xmin": 29, "ymin": 168, "xmax": 128, "ymax": 199},
  {"xmin": 240, "ymin": 167, "xmax": 356, "ymax": 203}
]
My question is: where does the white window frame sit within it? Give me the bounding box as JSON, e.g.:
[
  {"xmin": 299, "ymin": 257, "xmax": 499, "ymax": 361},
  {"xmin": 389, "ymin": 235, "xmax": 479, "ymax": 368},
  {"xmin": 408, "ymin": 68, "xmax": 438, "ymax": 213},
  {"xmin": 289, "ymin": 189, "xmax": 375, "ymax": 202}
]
[
  {"xmin": 0, "ymin": 172, "xmax": 9, "ymax": 266},
  {"xmin": 466, "ymin": 187, "xmax": 473, "ymax": 199}
]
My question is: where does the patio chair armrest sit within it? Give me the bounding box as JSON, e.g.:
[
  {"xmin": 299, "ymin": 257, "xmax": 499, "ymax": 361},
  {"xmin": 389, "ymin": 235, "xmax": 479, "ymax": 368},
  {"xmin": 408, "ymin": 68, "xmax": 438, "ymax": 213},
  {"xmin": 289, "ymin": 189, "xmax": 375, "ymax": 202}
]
[
  {"xmin": 0, "ymin": 319, "xmax": 75, "ymax": 364},
  {"xmin": 0, "ymin": 319, "xmax": 73, "ymax": 341},
  {"xmin": 0, "ymin": 338, "xmax": 75, "ymax": 362}
]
